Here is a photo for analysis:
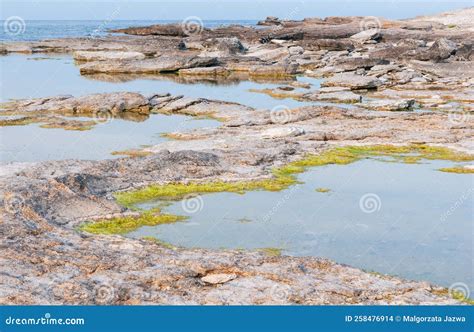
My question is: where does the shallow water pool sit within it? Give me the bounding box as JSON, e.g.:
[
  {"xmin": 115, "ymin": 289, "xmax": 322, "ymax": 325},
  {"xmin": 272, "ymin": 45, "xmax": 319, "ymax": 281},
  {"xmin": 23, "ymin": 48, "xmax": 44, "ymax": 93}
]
[
  {"xmin": 0, "ymin": 54, "xmax": 318, "ymax": 109},
  {"xmin": 129, "ymin": 159, "xmax": 474, "ymax": 292},
  {"xmin": 0, "ymin": 114, "xmax": 218, "ymax": 162}
]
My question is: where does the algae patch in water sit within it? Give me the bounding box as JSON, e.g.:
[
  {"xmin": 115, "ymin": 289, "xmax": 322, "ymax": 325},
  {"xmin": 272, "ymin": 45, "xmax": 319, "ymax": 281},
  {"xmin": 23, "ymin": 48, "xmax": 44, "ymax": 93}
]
[
  {"xmin": 438, "ymin": 166, "xmax": 474, "ymax": 174},
  {"xmin": 315, "ymin": 187, "xmax": 331, "ymax": 193},
  {"xmin": 79, "ymin": 212, "xmax": 186, "ymax": 235},
  {"xmin": 114, "ymin": 144, "xmax": 474, "ymax": 207}
]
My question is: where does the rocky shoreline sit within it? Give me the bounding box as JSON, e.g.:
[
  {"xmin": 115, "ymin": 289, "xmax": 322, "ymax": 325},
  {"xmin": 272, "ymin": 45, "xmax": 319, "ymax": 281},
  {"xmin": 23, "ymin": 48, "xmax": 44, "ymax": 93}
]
[{"xmin": 1, "ymin": 8, "xmax": 473, "ymax": 304}]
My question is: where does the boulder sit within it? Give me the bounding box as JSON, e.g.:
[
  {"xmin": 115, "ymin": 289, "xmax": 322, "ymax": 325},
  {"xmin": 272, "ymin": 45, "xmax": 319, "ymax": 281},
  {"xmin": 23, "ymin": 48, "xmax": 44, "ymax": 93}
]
[{"xmin": 416, "ymin": 38, "xmax": 457, "ymax": 62}]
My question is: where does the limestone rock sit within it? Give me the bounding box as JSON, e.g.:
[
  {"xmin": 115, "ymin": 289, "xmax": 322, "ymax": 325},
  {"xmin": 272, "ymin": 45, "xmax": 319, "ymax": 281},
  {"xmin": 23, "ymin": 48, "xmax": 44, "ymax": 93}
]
[
  {"xmin": 321, "ymin": 73, "xmax": 382, "ymax": 90},
  {"xmin": 73, "ymin": 51, "xmax": 146, "ymax": 62},
  {"xmin": 201, "ymin": 273, "xmax": 237, "ymax": 285}
]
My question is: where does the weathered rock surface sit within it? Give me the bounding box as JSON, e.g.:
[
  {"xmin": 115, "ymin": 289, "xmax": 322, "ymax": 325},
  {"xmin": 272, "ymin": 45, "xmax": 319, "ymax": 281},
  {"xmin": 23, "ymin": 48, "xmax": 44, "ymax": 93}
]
[
  {"xmin": 73, "ymin": 51, "xmax": 146, "ymax": 62},
  {"xmin": 80, "ymin": 56, "xmax": 218, "ymax": 74},
  {"xmin": 321, "ymin": 73, "xmax": 382, "ymax": 90},
  {"xmin": 1, "ymin": 8, "xmax": 474, "ymax": 306}
]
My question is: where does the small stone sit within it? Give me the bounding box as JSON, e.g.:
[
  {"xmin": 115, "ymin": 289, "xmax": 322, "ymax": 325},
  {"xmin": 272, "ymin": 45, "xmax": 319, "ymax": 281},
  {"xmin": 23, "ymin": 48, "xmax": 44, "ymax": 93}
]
[{"xmin": 201, "ymin": 273, "xmax": 237, "ymax": 284}]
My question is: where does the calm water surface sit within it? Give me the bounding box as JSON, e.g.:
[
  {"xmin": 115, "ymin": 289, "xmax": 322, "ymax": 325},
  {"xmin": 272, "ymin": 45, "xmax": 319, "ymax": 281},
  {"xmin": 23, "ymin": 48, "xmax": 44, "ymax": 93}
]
[
  {"xmin": 0, "ymin": 54, "xmax": 318, "ymax": 161},
  {"xmin": 130, "ymin": 159, "xmax": 474, "ymax": 292}
]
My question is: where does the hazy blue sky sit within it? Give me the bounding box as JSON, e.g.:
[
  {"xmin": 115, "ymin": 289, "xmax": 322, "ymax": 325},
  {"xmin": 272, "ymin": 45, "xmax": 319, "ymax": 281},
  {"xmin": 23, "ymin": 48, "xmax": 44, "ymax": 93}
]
[{"xmin": 1, "ymin": 0, "xmax": 472, "ymax": 20}]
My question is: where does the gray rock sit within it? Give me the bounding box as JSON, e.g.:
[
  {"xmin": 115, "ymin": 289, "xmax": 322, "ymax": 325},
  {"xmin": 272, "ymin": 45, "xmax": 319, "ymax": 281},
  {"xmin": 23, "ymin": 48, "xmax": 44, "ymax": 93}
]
[{"xmin": 321, "ymin": 73, "xmax": 382, "ymax": 90}]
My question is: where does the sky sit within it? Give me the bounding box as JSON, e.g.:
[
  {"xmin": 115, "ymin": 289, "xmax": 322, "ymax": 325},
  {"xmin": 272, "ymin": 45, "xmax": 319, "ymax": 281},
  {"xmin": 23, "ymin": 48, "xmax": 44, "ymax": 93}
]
[{"xmin": 1, "ymin": 0, "xmax": 473, "ymax": 20}]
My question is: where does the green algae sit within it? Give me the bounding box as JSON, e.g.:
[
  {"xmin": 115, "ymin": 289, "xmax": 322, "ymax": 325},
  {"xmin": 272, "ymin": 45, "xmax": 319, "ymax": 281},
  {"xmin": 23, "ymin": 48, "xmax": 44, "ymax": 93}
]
[
  {"xmin": 142, "ymin": 236, "xmax": 177, "ymax": 249},
  {"xmin": 315, "ymin": 187, "xmax": 331, "ymax": 193},
  {"xmin": 438, "ymin": 166, "xmax": 474, "ymax": 174},
  {"xmin": 79, "ymin": 212, "xmax": 186, "ymax": 235},
  {"xmin": 114, "ymin": 144, "xmax": 474, "ymax": 208},
  {"xmin": 259, "ymin": 247, "xmax": 282, "ymax": 257}
]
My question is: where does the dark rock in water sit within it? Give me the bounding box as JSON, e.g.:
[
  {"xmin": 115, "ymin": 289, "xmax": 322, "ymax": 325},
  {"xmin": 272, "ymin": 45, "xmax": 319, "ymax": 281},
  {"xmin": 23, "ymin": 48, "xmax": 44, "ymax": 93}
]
[
  {"xmin": 257, "ymin": 16, "xmax": 282, "ymax": 26},
  {"xmin": 111, "ymin": 23, "xmax": 191, "ymax": 37}
]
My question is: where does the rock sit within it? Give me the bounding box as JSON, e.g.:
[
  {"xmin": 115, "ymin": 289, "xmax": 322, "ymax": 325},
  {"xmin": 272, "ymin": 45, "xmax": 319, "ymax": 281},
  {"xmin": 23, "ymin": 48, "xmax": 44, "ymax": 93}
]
[
  {"xmin": 368, "ymin": 64, "xmax": 400, "ymax": 76},
  {"xmin": 203, "ymin": 37, "xmax": 246, "ymax": 55},
  {"xmin": 80, "ymin": 56, "xmax": 218, "ymax": 74},
  {"xmin": 321, "ymin": 73, "xmax": 382, "ymax": 90},
  {"xmin": 300, "ymin": 39, "xmax": 355, "ymax": 51},
  {"xmin": 359, "ymin": 99, "xmax": 415, "ymax": 111},
  {"xmin": 201, "ymin": 273, "xmax": 237, "ymax": 284},
  {"xmin": 249, "ymin": 63, "xmax": 299, "ymax": 77},
  {"xmin": 334, "ymin": 57, "xmax": 389, "ymax": 71},
  {"xmin": 288, "ymin": 46, "xmax": 304, "ymax": 56},
  {"xmin": 1, "ymin": 92, "xmax": 150, "ymax": 115},
  {"xmin": 416, "ymin": 38, "xmax": 457, "ymax": 62},
  {"xmin": 73, "ymin": 51, "xmax": 146, "ymax": 62},
  {"xmin": 260, "ymin": 127, "xmax": 305, "ymax": 138},
  {"xmin": 179, "ymin": 66, "xmax": 230, "ymax": 76},
  {"xmin": 307, "ymin": 90, "xmax": 361, "ymax": 103},
  {"xmin": 350, "ymin": 29, "xmax": 382, "ymax": 43},
  {"xmin": 257, "ymin": 16, "xmax": 281, "ymax": 26},
  {"xmin": 110, "ymin": 23, "xmax": 194, "ymax": 37}
]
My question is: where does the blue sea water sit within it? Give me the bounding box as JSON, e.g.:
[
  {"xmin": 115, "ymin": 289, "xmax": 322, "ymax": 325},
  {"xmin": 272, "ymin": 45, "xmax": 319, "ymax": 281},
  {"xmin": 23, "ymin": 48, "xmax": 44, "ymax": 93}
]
[{"xmin": 0, "ymin": 20, "xmax": 257, "ymax": 42}]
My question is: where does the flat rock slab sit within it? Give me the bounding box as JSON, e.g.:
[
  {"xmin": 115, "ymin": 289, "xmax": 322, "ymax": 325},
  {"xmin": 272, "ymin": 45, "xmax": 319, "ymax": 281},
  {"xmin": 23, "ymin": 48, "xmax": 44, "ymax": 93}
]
[
  {"xmin": 73, "ymin": 51, "xmax": 146, "ymax": 61},
  {"xmin": 321, "ymin": 73, "xmax": 382, "ymax": 90},
  {"xmin": 80, "ymin": 56, "xmax": 218, "ymax": 74},
  {"xmin": 201, "ymin": 273, "xmax": 237, "ymax": 284},
  {"xmin": 358, "ymin": 99, "xmax": 415, "ymax": 111}
]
